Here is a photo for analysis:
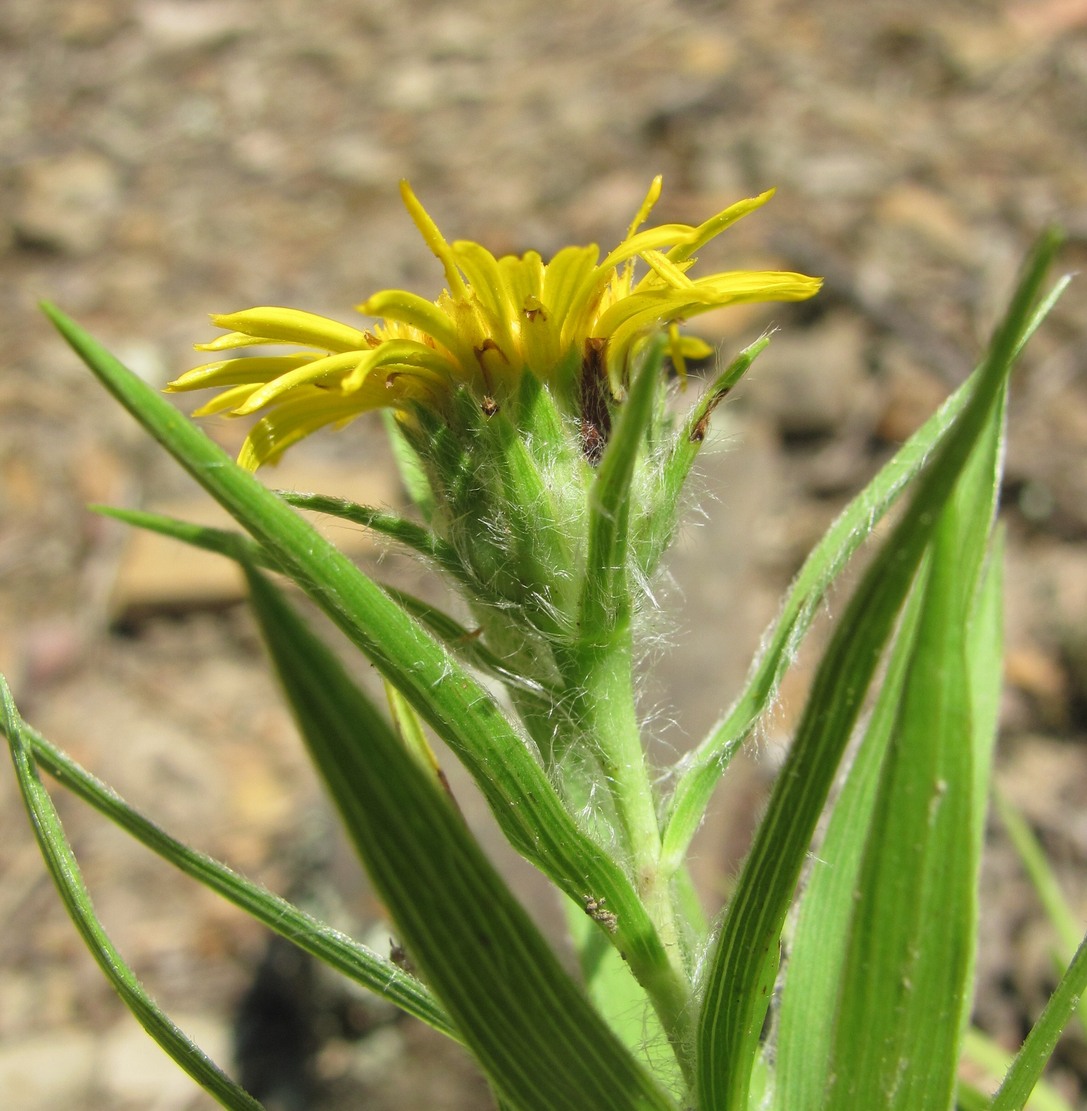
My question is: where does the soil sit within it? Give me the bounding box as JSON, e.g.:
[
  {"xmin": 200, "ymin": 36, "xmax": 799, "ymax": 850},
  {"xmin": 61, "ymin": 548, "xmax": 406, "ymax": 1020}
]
[{"xmin": 2, "ymin": 1, "xmax": 1086, "ymax": 1108}]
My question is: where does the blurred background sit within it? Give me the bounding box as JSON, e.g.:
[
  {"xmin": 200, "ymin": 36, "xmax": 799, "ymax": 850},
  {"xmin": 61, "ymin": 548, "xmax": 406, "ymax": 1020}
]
[{"xmin": 1, "ymin": 0, "xmax": 1086, "ymax": 1107}]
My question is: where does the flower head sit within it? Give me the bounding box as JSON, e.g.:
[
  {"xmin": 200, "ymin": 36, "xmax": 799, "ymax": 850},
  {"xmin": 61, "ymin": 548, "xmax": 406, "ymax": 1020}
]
[{"xmin": 168, "ymin": 179, "xmax": 820, "ymax": 469}]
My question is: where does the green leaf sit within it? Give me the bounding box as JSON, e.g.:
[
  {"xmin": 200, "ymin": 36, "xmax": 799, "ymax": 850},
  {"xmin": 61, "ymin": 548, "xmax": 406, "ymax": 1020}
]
[
  {"xmin": 822, "ymin": 381, "xmax": 1005, "ymax": 1111},
  {"xmin": 968, "ymin": 532, "xmax": 1006, "ymax": 853},
  {"xmin": 46, "ymin": 306, "xmax": 550, "ymax": 863},
  {"xmin": 552, "ymin": 339, "xmax": 695, "ymax": 1063},
  {"xmin": 93, "ymin": 499, "xmax": 691, "ymax": 1050},
  {"xmin": 960, "ymin": 1029, "xmax": 1074, "ymax": 1111},
  {"xmin": 635, "ymin": 334, "xmax": 770, "ymax": 578},
  {"xmin": 94, "ymin": 505, "xmax": 270, "ymax": 565},
  {"xmin": 243, "ymin": 566, "xmax": 677, "ymax": 1111},
  {"xmin": 95, "ymin": 505, "xmax": 556, "ymax": 700},
  {"xmin": 1, "ymin": 676, "xmax": 264, "ymax": 1111},
  {"xmin": 562, "ymin": 896, "xmax": 682, "ymax": 1094},
  {"xmin": 382, "ymin": 408, "xmax": 436, "ymax": 520},
  {"xmin": 772, "ymin": 563, "xmax": 927, "ymax": 1111},
  {"xmin": 378, "ymin": 583, "xmax": 560, "ymax": 699},
  {"xmin": 580, "ymin": 336, "xmax": 666, "ymax": 640},
  {"xmin": 11, "ymin": 711, "xmax": 454, "ymax": 1038},
  {"xmin": 275, "ymin": 491, "xmax": 471, "ymax": 583},
  {"xmin": 661, "ymin": 272, "xmax": 1072, "ymax": 875},
  {"xmin": 695, "ymin": 230, "xmax": 1062, "ymax": 1111},
  {"xmin": 991, "ymin": 930, "xmax": 1087, "ymax": 1111},
  {"xmin": 782, "ymin": 380, "xmax": 1005, "ymax": 1111},
  {"xmin": 47, "ymin": 303, "xmax": 683, "ymax": 1032}
]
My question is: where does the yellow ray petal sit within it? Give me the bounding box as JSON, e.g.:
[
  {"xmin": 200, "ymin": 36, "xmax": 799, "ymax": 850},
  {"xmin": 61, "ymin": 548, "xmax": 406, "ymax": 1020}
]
[
  {"xmin": 201, "ymin": 308, "xmax": 369, "ymax": 352},
  {"xmin": 234, "ymin": 352, "xmax": 366, "ymax": 414},
  {"xmin": 166, "ymin": 355, "xmax": 318, "ymax": 392}
]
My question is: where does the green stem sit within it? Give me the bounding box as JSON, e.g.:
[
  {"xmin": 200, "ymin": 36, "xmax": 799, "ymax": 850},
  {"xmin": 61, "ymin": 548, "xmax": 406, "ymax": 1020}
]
[
  {"xmin": 556, "ymin": 626, "xmax": 693, "ymax": 1080},
  {"xmin": 578, "ymin": 637, "xmax": 669, "ymax": 927}
]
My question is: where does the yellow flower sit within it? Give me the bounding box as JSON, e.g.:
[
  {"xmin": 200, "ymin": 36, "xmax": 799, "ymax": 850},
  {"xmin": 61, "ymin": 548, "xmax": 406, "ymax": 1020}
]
[{"xmin": 167, "ymin": 178, "xmax": 821, "ymax": 469}]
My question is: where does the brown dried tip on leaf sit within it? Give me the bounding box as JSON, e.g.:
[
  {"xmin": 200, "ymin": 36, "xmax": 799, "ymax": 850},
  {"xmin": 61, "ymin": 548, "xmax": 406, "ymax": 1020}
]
[{"xmin": 690, "ymin": 385, "xmax": 732, "ymax": 443}]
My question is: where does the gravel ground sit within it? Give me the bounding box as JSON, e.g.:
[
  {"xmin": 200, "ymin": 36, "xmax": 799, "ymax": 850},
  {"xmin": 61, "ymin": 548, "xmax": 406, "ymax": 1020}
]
[{"xmin": 2, "ymin": 1, "xmax": 1086, "ymax": 1108}]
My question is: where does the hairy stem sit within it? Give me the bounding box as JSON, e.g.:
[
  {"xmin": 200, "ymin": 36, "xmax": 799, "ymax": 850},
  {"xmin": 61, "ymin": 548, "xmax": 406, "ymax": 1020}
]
[{"xmin": 556, "ymin": 627, "xmax": 693, "ymax": 1080}]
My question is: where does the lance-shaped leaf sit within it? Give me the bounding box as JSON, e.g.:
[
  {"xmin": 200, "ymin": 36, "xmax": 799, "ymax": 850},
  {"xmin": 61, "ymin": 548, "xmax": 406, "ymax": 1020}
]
[
  {"xmin": 95, "ymin": 505, "xmax": 556, "ymax": 700},
  {"xmin": 695, "ymin": 230, "xmax": 1062, "ymax": 1111},
  {"xmin": 1, "ymin": 677, "xmax": 264, "ymax": 1111},
  {"xmin": 275, "ymin": 491, "xmax": 471, "ymax": 583},
  {"xmin": 991, "ymin": 931, "xmax": 1087, "ymax": 1111},
  {"xmin": 960, "ymin": 1029, "xmax": 1073, "ymax": 1111},
  {"xmin": 11, "ymin": 711, "xmax": 454, "ymax": 1038},
  {"xmin": 772, "ymin": 564, "xmax": 926, "ymax": 1111},
  {"xmin": 580, "ymin": 337, "xmax": 665, "ymax": 640},
  {"xmin": 634, "ymin": 334, "xmax": 770, "ymax": 578},
  {"xmin": 661, "ymin": 274, "xmax": 1071, "ymax": 875},
  {"xmin": 819, "ymin": 382, "xmax": 1005, "ymax": 1111},
  {"xmin": 243, "ymin": 565, "xmax": 677, "ymax": 1111},
  {"xmin": 97, "ymin": 505, "xmax": 691, "ymax": 1071},
  {"xmin": 775, "ymin": 526, "xmax": 1007, "ymax": 1111},
  {"xmin": 45, "ymin": 304, "xmax": 685, "ymax": 1033}
]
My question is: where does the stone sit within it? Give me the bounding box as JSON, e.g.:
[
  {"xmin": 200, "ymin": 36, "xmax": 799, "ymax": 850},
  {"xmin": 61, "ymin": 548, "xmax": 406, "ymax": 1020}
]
[
  {"xmin": 14, "ymin": 152, "xmax": 121, "ymax": 256},
  {"xmin": 106, "ymin": 461, "xmax": 400, "ymax": 623}
]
